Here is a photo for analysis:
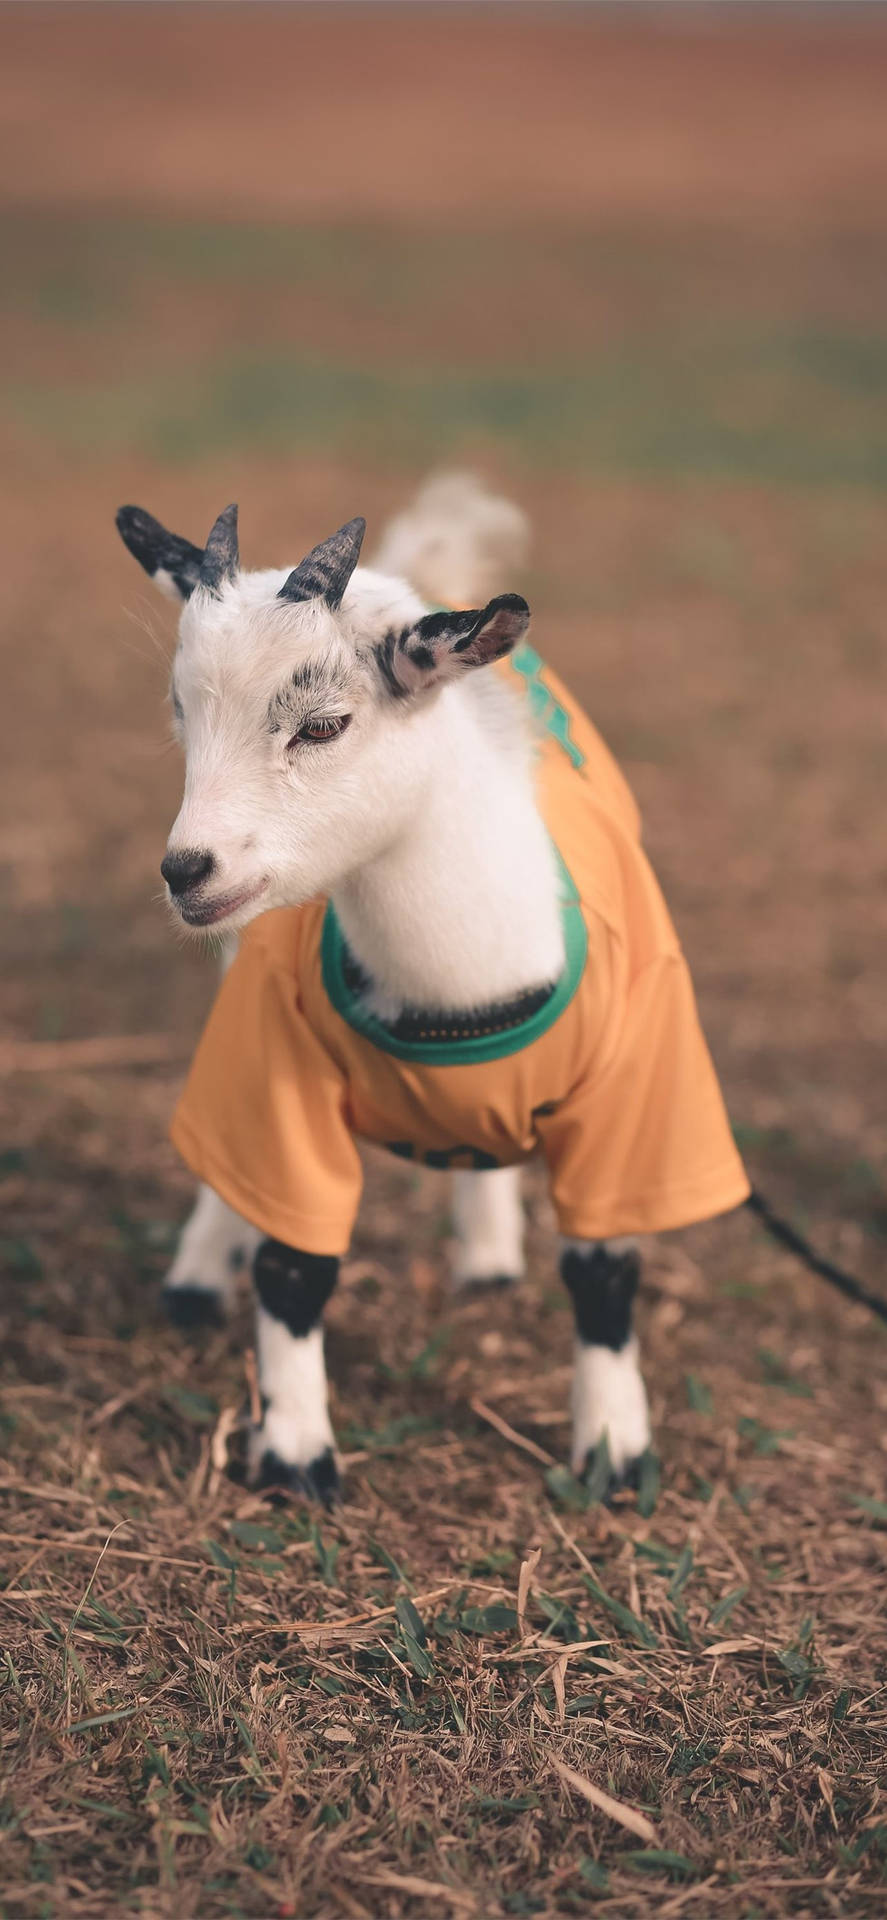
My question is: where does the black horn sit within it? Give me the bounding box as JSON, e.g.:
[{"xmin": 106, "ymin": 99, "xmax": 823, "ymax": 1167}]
[
  {"xmin": 199, "ymin": 503, "xmax": 239, "ymax": 594},
  {"xmin": 277, "ymin": 517, "xmax": 366, "ymax": 610}
]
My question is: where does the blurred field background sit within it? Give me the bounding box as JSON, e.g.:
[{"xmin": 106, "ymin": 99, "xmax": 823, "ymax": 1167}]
[{"xmin": 2, "ymin": 7, "xmax": 887, "ymax": 1917}]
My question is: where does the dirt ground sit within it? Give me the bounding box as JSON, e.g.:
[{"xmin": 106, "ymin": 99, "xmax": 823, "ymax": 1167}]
[{"xmin": 2, "ymin": 8, "xmax": 887, "ymax": 1918}]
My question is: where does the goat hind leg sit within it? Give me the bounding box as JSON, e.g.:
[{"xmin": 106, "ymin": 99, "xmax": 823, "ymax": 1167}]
[
  {"xmin": 163, "ymin": 938, "xmax": 253, "ymax": 1327},
  {"xmin": 450, "ymin": 1165, "xmax": 525, "ymax": 1289},
  {"xmin": 164, "ymin": 1184, "xmax": 260, "ymax": 1328}
]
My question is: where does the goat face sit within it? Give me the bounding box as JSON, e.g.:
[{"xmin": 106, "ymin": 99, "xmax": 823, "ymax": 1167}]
[{"xmin": 116, "ymin": 502, "xmax": 529, "ymax": 934}]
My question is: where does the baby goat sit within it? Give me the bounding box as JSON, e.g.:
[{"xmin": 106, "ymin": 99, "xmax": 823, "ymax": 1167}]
[{"xmin": 116, "ymin": 476, "xmax": 749, "ymax": 1504}]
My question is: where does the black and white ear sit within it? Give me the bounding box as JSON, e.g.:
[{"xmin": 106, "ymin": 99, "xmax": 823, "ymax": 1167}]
[
  {"xmin": 115, "ymin": 505, "xmax": 205, "ymax": 601},
  {"xmin": 376, "ymin": 593, "xmax": 530, "ymax": 699},
  {"xmin": 278, "ymin": 517, "xmax": 366, "ymax": 610},
  {"xmin": 115, "ymin": 502, "xmax": 239, "ymax": 601}
]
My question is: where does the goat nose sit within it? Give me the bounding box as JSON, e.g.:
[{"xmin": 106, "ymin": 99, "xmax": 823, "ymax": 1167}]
[{"xmin": 160, "ymin": 848, "xmax": 215, "ymax": 897}]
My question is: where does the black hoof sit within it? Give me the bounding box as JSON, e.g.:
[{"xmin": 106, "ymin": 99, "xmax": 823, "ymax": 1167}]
[
  {"xmin": 256, "ymin": 1445, "xmax": 342, "ymax": 1509},
  {"xmin": 162, "ymin": 1284, "xmax": 225, "ymax": 1330},
  {"xmin": 581, "ymin": 1437, "xmax": 646, "ymax": 1508},
  {"xmin": 461, "ymin": 1272, "xmax": 521, "ymax": 1293},
  {"xmin": 605, "ymin": 1456, "xmax": 644, "ymax": 1500}
]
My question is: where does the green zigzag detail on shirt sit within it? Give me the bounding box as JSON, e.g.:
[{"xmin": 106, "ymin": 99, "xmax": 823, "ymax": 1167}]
[{"xmin": 511, "ymin": 642, "xmax": 586, "ymax": 769}]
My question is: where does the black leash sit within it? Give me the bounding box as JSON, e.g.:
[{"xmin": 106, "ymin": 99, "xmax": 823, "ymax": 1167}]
[{"xmin": 746, "ymin": 1187, "xmax": 887, "ymax": 1326}]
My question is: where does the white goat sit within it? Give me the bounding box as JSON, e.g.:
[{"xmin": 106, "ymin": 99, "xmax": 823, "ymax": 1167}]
[{"xmin": 116, "ymin": 475, "xmax": 748, "ymax": 1504}]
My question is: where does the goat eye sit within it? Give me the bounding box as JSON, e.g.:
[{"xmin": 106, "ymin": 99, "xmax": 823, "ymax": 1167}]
[{"xmin": 288, "ymin": 714, "xmax": 351, "ymax": 750}]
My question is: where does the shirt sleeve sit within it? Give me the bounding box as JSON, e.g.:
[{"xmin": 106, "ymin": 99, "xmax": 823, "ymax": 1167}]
[
  {"xmin": 537, "ymin": 950, "xmax": 750, "ymax": 1241},
  {"xmin": 170, "ymin": 931, "xmax": 363, "ymax": 1256}
]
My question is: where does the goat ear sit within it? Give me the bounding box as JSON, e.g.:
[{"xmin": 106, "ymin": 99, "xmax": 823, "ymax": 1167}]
[
  {"xmin": 115, "ymin": 505, "xmax": 206, "ymax": 602},
  {"xmin": 376, "ymin": 593, "xmax": 530, "ymax": 699},
  {"xmin": 278, "ymin": 516, "xmax": 366, "ymax": 610}
]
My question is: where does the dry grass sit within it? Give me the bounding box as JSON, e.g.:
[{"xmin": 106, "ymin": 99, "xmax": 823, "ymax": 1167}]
[{"xmin": 3, "ymin": 1121, "xmax": 887, "ymax": 1918}]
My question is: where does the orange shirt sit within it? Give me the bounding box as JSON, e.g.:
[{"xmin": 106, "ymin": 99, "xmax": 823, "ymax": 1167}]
[{"xmin": 171, "ymin": 646, "xmax": 749, "ymax": 1254}]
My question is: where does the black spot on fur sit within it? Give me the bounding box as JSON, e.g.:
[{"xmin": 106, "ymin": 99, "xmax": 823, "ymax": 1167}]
[
  {"xmin": 162, "ymin": 1283, "xmax": 225, "ymax": 1330},
  {"xmin": 375, "ymin": 627, "xmax": 412, "ymax": 699},
  {"xmin": 256, "ymin": 1445, "xmax": 341, "ymax": 1508},
  {"xmin": 375, "ymin": 597, "xmax": 529, "ymax": 696},
  {"xmin": 420, "ymin": 608, "xmax": 476, "ymax": 643},
  {"xmin": 253, "ymin": 1241, "xmax": 339, "ymax": 1338},
  {"xmin": 269, "ymin": 660, "xmax": 351, "ymax": 737},
  {"xmin": 560, "ymin": 1244, "xmax": 640, "ymax": 1351}
]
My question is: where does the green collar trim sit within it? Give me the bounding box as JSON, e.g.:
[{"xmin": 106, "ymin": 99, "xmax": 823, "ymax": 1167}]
[{"xmin": 320, "ymin": 848, "xmax": 587, "ymax": 1066}]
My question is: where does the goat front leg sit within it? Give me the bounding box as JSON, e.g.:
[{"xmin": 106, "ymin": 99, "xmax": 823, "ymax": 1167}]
[
  {"xmin": 247, "ymin": 1239, "xmax": 340, "ymax": 1506},
  {"xmin": 164, "ymin": 1185, "xmax": 261, "ymax": 1327},
  {"xmin": 450, "ymin": 1165, "xmax": 525, "ymax": 1288},
  {"xmin": 560, "ymin": 1238, "xmax": 651, "ymax": 1498}
]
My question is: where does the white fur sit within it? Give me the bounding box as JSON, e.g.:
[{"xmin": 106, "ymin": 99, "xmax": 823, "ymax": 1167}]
[
  {"xmin": 334, "ymin": 681, "xmax": 563, "ymax": 1012},
  {"xmin": 247, "ymin": 1316, "xmax": 335, "ymax": 1479},
  {"xmin": 561, "ymin": 1234, "xmax": 639, "ymax": 1260},
  {"xmin": 152, "ymin": 565, "xmax": 184, "ymax": 604},
  {"xmin": 570, "ymin": 1335, "xmax": 651, "ymax": 1478},
  {"xmin": 451, "ymin": 1165, "xmax": 525, "ymax": 1287},
  {"xmin": 164, "ymin": 1184, "xmax": 260, "ymax": 1311},
  {"xmin": 373, "ymin": 470, "xmax": 529, "ymax": 610}
]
